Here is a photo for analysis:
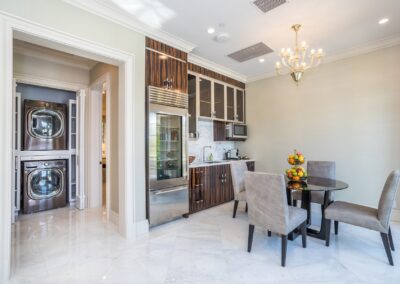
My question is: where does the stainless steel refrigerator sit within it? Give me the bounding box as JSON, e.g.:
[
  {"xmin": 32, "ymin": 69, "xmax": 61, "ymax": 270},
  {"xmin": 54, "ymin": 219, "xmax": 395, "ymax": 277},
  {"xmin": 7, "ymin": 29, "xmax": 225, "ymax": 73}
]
[{"xmin": 148, "ymin": 86, "xmax": 189, "ymax": 227}]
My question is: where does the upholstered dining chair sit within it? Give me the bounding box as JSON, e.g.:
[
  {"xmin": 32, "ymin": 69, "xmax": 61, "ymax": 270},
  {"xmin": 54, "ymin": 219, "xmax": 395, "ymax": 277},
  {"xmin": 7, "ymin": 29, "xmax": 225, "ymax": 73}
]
[
  {"xmin": 325, "ymin": 170, "xmax": 400, "ymax": 265},
  {"xmin": 292, "ymin": 161, "xmax": 338, "ymax": 232},
  {"xmin": 230, "ymin": 161, "xmax": 248, "ymax": 218},
  {"xmin": 245, "ymin": 172, "xmax": 307, "ymax": 266}
]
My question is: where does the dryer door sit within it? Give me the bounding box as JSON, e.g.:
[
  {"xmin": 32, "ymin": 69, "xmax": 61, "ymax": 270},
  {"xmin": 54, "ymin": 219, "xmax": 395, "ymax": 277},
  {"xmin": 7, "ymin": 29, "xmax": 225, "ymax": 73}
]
[
  {"xmin": 28, "ymin": 108, "xmax": 64, "ymax": 139},
  {"xmin": 28, "ymin": 168, "xmax": 64, "ymax": 200}
]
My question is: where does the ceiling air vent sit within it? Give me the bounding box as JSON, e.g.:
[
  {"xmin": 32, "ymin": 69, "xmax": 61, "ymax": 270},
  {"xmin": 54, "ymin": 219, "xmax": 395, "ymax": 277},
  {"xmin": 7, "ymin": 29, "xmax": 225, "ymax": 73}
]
[
  {"xmin": 227, "ymin": 42, "xmax": 273, "ymax": 63},
  {"xmin": 252, "ymin": 0, "xmax": 286, "ymax": 13}
]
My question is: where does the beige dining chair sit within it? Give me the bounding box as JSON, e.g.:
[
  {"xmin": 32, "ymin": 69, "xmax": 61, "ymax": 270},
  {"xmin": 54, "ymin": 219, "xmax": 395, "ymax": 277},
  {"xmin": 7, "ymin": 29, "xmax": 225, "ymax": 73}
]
[
  {"xmin": 230, "ymin": 161, "xmax": 248, "ymax": 218},
  {"xmin": 292, "ymin": 161, "xmax": 337, "ymax": 232},
  {"xmin": 325, "ymin": 170, "xmax": 400, "ymax": 265},
  {"xmin": 245, "ymin": 171, "xmax": 307, "ymax": 266}
]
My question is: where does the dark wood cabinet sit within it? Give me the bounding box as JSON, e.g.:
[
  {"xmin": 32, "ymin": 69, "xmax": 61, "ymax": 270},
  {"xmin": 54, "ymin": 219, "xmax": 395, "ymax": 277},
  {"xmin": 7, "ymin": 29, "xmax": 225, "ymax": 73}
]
[
  {"xmin": 213, "ymin": 121, "xmax": 226, "ymax": 141},
  {"xmin": 189, "ymin": 162, "xmax": 254, "ymax": 214},
  {"xmin": 145, "ymin": 38, "xmax": 187, "ymax": 94}
]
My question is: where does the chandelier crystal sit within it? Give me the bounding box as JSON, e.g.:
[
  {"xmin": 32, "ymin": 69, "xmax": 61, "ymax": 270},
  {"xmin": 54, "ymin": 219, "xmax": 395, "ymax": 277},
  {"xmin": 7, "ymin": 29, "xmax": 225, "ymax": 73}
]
[{"xmin": 276, "ymin": 24, "xmax": 324, "ymax": 83}]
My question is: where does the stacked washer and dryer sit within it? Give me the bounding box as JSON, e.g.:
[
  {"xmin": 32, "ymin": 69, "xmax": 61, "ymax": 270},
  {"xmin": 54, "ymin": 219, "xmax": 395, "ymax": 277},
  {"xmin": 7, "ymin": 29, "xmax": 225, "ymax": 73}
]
[{"xmin": 14, "ymin": 84, "xmax": 78, "ymax": 216}]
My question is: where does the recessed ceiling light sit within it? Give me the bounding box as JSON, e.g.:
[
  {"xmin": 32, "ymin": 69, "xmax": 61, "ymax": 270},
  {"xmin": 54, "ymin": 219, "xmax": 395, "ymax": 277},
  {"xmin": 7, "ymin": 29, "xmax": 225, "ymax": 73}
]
[
  {"xmin": 379, "ymin": 18, "xmax": 389, "ymax": 25},
  {"xmin": 259, "ymin": 58, "xmax": 265, "ymax": 63},
  {"xmin": 207, "ymin": 28, "xmax": 215, "ymax": 34}
]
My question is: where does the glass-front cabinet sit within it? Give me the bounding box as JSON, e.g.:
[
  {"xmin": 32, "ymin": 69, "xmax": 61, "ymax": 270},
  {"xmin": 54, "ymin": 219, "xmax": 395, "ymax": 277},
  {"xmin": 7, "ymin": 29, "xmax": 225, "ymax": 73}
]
[
  {"xmin": 226, "ymin": 86, "xmax": 235, "ymax": 121},
  {"xmin": 213, "ymin": 82, "xmax": 225, "ymax": 120},
  {"xmin": 199, "ymin": 77, "xmax": 212, "ymax": 118},
  {"xmin": 235, "ymin": 89, "xmax": 245, "ymax": 123},
  {"xmin": 187, "ymin": 72, "xmax": 245, "ymax": 139},
  {"xmin": 188, "ymin": 74, "xmax": 197, "ymax": 138}
]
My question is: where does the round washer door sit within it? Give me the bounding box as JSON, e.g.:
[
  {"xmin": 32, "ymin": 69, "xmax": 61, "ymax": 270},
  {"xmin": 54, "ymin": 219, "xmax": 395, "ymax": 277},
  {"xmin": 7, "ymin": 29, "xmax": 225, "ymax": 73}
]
[{"xmin": 27, "ymin": 168, "xmax": 64, "ymax": 200}]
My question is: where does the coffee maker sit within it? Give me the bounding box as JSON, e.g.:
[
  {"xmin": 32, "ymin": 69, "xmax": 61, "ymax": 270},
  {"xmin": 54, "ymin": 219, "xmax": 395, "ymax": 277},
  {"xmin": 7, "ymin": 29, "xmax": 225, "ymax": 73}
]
[{"xmin": 225, "ymin": 148, "xmax": 239, "ymax": 160}]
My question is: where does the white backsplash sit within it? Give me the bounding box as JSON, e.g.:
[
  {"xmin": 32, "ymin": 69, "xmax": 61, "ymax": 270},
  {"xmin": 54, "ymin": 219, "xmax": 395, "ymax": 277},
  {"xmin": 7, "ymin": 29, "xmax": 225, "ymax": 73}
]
[{"xmin": 188, "ymin": 119, "xmax": 236, "ymax": 162}]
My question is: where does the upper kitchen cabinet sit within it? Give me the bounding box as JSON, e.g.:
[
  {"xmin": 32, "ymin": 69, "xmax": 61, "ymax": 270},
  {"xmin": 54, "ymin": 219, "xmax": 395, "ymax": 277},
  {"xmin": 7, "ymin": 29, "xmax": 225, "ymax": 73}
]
[
  {"xmin": 188, "ymin": 63, "xmax": 246, "ymax": 123},
  {"xmin": 213, "ymin": 82, "xmax": 225, "ymax": 120},
  {"xmin": 235, "ymin": 89, "xmax": 245, "ymax": 123},
  {"xmin": 145, "ymin": 38, "xmax": 188, "ymax": 93},
  {"xmin": 199, "ymin": 76, "xmax": 212, "ymax": 118},
  {"xmin": 188, "ymin": 74, "xmax": 197, "ymax": 138}
]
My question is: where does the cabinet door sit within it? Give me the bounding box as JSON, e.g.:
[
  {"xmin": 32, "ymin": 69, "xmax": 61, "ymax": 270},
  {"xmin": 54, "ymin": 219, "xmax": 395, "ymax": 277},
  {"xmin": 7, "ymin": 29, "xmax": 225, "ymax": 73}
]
[
  {"xmin": 213, "ymin": 82, "xmax": 225, "ymax": 120},
  {"xmin": 222, "ymin": 165, "xmax": 234, "ymax": 203},
  {"xmin": 189, "ymin": 167, "xmax": 211, "ymax": 213},
  {"xmin": 213, "ymin": 121, "xmax": 226, "ymax": 141},
  {"xmin": 167, "ymin": 57, "xmax": 187, "ymax": 93},
  {"xmin": 235, "ymin": 89, "xmax": 245, "ymax": 123},
  {"xmin": 226, "ymin": 86, "xmax": 235, "ymax": 121},
  {"xmin": 199, "ymin": 77, "xmax": 212, "ymax": 118},
  {"xmin": 188, "ymin": 74, "xmax": 197, "ymax": 138}
]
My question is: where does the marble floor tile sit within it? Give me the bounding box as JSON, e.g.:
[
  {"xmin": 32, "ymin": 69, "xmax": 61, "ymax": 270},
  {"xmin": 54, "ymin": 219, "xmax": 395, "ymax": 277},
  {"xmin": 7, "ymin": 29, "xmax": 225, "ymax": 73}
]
[{"xmin": 8, "ymin": 203, "xmax": 400, "ymax": 284}]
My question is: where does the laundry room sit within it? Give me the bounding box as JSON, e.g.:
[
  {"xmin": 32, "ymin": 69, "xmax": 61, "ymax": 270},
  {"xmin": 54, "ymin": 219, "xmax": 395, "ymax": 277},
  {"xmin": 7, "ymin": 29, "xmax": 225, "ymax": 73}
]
[{"xmin": 11, "ymin": 36, "xmax": 121, "ymax": 224}]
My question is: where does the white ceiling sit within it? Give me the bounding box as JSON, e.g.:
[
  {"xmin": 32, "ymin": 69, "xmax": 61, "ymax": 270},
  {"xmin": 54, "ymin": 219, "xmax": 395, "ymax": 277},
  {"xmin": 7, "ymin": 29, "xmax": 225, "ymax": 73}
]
[{"xmin": 68, "ymin": 0, "xmax": 400, "ymax": 81}]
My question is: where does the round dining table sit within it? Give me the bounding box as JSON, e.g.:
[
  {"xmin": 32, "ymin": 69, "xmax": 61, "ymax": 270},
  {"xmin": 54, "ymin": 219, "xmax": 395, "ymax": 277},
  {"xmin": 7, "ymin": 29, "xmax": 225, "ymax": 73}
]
[{"xmin": 286, "ymin": 176, "xmax": 349, "ymax": 241}]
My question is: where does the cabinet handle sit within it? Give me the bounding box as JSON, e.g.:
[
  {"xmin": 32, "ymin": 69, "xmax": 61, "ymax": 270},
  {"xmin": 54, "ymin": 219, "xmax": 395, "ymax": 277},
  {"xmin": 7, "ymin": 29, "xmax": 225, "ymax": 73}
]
[
  {"xmin": 195, "ymin": 184, "xmax": 203, "ymax": 187},
  {"xmin": 195, "ymin": 200, "xmax": 204, "ymax": 204}
]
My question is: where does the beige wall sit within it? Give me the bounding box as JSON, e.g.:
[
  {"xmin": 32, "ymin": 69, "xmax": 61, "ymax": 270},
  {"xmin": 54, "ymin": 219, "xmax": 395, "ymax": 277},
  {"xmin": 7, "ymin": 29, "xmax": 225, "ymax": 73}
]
[
  {"xmin": 90, "ymin": 63, "xmax": 119, "ymax": 213},
  {"xmin": 13, "ymin": 53, "xmax": 90, "ymax": 86},
  {"xmin": 0, "ymin": 0, "xmax": 146, "ymax": 221},
  {"xmin": 240, "ymin": 45, "xmax": 400, "ymax": 208}
]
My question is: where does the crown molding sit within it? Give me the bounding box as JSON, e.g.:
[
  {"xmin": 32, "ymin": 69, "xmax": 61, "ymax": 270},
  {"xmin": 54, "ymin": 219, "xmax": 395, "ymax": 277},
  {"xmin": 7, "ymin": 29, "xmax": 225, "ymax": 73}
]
[
  {"xmin": 246, "ymin": 34, "xmax": 400, "ymax": 83},
  {"xmin": 63, "ymin": 0, "xmax": 196, "ymax": 53},
  {"xmin": 188, "ymin": 53, "xmax": 247, "ymax": 83}
]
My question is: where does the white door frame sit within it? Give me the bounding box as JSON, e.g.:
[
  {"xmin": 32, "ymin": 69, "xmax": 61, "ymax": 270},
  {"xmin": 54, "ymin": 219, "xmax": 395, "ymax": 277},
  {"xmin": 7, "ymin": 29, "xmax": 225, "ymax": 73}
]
[
  {"xmin": 88, "ymin": 73, "xmax": 111, "ymax": 214},
  {"xmin": 0, "ymin": 13, "xmax": 137, "ymax": 282}
]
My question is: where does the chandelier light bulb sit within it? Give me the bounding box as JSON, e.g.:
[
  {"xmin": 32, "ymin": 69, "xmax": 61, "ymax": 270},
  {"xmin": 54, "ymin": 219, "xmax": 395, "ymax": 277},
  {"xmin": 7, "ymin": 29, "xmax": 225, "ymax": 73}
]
[
  {"xmin": 310, "ymin": 49, "xmax": 315, "ymax": 54},
  {"xmin": 301, "ymin": 41, "xmax": 307, "ymax": 48},
  {"xmin": 318, "ymin": 48, "xmax": 323, "ymax": 54},
  {"xmin": 276, "ymin": 62, "xmax": 281, "ymax": 68}
]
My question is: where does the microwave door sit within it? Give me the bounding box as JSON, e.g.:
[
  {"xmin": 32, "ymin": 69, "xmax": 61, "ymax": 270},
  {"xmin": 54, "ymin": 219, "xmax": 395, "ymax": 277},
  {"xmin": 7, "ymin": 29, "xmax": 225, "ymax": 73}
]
[{"xmin": 149, "ymin": 104, "xmax": 188, "ymax": 190}]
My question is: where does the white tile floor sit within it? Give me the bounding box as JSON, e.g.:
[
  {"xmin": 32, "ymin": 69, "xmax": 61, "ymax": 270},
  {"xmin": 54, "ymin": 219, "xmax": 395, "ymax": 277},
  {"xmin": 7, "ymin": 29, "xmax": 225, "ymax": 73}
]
[{"xmin": 9, "ymin": 202, "xmax": 400, "ymax": 284}]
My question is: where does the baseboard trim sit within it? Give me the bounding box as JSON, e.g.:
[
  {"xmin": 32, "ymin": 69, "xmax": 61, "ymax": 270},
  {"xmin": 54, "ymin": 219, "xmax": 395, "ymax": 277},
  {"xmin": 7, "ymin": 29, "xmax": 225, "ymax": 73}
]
[
  {"xmin": 109, "ymin": 210, "xmax": 119, "ymax": 225},
  {"xmin": 391, "ymin": 209, "xmax": 400, "ymax": 222},
  {"xmin": 135, "ymin": 219, "xmax": 149, "ymax": 237}
]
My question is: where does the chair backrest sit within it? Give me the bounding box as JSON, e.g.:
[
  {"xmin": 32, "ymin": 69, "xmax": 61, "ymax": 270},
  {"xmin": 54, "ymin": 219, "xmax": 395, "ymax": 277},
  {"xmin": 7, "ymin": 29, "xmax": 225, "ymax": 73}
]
[
  {"xmin": 378, "ymin": 170, "xmax": 400, "ymax": 230},
  {"xmin": 307, "ymin": 161, "xmax": 336, "ymax": 179},
  {"xmin": 230, "ymin": 161, "xmax": 248, "ymax": 196},
  {"xmin": 245, "ymin": 171, "xmax": 289, "ymax": 235}
]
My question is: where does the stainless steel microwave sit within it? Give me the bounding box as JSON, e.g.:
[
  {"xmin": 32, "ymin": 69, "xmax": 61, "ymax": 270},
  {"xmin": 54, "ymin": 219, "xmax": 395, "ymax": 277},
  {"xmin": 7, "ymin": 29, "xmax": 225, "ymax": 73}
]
[{"xmin": 226, "ymin": 123, "xmax": 247, "ymax": 139}]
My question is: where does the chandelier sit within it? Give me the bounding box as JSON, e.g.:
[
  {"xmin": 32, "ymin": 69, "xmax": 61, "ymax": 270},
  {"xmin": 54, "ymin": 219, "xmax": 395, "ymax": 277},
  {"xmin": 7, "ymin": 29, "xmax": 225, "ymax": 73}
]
[{"xmin": 275, "ymin": 24, "xmax": 324, "ymax": 83}]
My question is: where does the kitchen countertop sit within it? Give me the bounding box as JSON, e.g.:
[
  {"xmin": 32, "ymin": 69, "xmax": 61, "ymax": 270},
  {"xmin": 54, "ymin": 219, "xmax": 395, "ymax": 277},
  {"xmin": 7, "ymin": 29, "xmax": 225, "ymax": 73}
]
[{"xmin": 189, "ymin": 159, "xmax": 255, "ymax": 168}]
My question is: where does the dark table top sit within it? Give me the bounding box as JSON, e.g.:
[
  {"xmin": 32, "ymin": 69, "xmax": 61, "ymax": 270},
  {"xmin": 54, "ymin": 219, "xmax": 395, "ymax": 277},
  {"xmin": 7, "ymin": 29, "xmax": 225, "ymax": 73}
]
[{"xmin": 287, "ymin": 176, "xmax": 348, "ymax": 192}]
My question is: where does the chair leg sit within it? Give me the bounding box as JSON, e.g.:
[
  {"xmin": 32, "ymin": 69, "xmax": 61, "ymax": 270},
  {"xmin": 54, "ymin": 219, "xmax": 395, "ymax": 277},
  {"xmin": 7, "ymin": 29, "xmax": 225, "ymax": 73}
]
[
  {"xmin": 325, "ymin": 219, "xmax": 332, "ymax": 247},
  {"xmin": 245, "ymin": 202, "xmax": 248, "ymax": 213},
  {"xmin": 388, "ymin": 227, "xmax": 395, "ymax": 251},
  {"xmin": 268, "ymin": 230, "xmax": 272, "ymax": 237},
  {"xmin": 380, "ymin": 232, "xmax": 394, "ymax": 266},
  {"xmin": 281, "ymin": 235, "xmax": 287, "ymax": 267},
  {"xmin": 334, "ymin": 221, "xmax": 339, "ymax": 235},
  {"xmin": 301, "ymin": 221, "xmax": 307, "ymax": 248},
  {"xmin": 233, "ymin": 200, "xmax": 239, "ymax": 218},
  {"xmin": 248, "ymin": 224, "xmax": 255, "ymax": 253}
]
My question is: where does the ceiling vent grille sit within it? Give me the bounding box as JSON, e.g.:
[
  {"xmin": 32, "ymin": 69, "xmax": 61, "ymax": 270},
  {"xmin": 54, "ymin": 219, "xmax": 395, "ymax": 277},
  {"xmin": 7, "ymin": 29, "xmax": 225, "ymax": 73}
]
[
  {"xmin": 252, "ymin": 0, "xmax": 286, "ymax": 13},
  {"xmin": 227, "ymin": 42, "xmax": 273, "ymax": 63}
]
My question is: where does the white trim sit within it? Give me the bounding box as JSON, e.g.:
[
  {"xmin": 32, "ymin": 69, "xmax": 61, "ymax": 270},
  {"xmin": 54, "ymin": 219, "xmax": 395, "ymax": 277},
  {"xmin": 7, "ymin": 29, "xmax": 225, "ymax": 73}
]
[
  {"xmin": 90, "ymin": 72, "xmax": 112, "ymax": 219},
  {"xmin": 246, "ymin": 34, "xmax": 400, "ymax": 83},
  {"xmin": 14, "ymin": 72, "xmax": 86, "ymax": 92},
  {"xmin": 109, "ymin": 209, "xmax": 119, "ymax": 226},
  {"xmin": 391, "ymin": 209, "xmax": 400, "ymax": 223},
  {"xmin": 0, "ymin": 13, "xmax": 138, "ymax": 282},
  {"xmin": 188, "ymin": 53, "xmax": 247, "ymax": 83},
  {"xmin": 135, "ymin": 219, "xmax": 150, "ymax": 237},
  {"xmin": 63, "ymin": 0, "xmax": 196, "ymax": 53}
]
